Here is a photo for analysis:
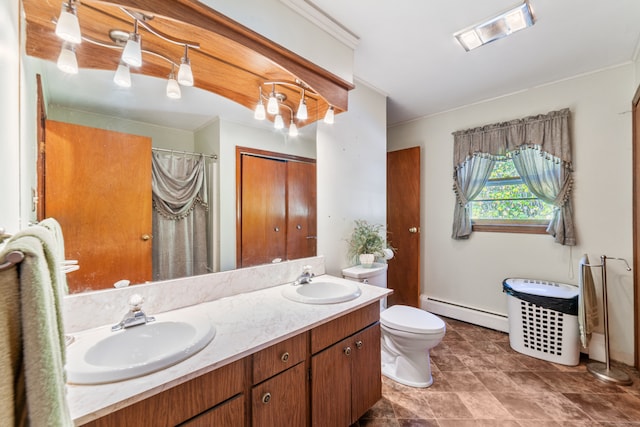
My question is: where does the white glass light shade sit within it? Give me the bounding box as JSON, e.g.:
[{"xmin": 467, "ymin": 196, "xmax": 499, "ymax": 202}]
[
  {"xmin": 55, "ymin": 6, "xmax": 82, "ymax": 44},
  {"xmin": 274, "ymin": 114, "xmax": 284, "ymax": 130},
  {"xmin": 56, "ymin": 45, "xmax": 78, "ymax": 74},
  {"xmin": 178, "ymin": 58, "xmax": 194, "ymax": 86},
  {"xmin": 166, "ymin": 77, "xmax": 181, "ymax": 99},
  {"xmin": 122, "ymin": 34, "xmax": 142, "ymax": 67},
  {"xmin": 296, "ymin": 98, "xmax": 308, "ymax": 121},
  {"xmin": 254, "ymin": 102, "xmax": 266, "ymax": 120},
  {"xmin": 289, "ymin": 121, "xmax": 299, "ymax": 137},
  {"xmin": 113, "ymin": 63, "xmax": 131, "ymax": 88},
  {"xmin": 323, "ymin": 106, "xmax": 335, "ymax": 124},
  {"xmin": 267, "ymin": 95, "xmax": 279, "ymax": 115}
]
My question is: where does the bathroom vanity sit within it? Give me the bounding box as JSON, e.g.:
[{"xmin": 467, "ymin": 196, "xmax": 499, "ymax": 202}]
[{"xmin": 65, "ymin": 268, "xmax": 389, "ymax": 427}]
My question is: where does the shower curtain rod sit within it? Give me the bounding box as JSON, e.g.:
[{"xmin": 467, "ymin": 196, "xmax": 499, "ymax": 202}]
[{"xmin": 152, "ymin": 147, "xmax": 217, "ymax": 160}]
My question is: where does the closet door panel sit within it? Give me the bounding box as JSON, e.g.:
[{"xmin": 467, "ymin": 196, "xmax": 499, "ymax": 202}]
[
  {"xmin": 240, "ymin": 155, "xmax": 286, "ymax": 267},
  {"xmin": 286, "ymin": 161, "xmax": 317, "ymax": 260}
]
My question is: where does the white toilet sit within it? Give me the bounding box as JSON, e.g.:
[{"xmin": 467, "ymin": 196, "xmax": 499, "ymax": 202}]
[{"xmin": 342, "ymin": 263, "xmax": 446, "ymax": 388}]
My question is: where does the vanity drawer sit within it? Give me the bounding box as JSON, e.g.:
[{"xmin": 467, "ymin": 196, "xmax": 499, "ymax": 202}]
[
  {"xmin": 252, "ymin": 331, "xmax": 308, "ymax": 384},
  {"xmin": 311, "ymin": 303, "xmax": 379, "ymax": 354}
]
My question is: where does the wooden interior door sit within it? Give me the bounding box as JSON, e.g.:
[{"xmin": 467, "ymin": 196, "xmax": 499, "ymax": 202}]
[
  {"xmin": 286, "ymin": 160, "xmax": 317, "ymax": 260},
  {"xmin": 240, "ymin": 154, "xmax": 287, "ymax": 267},
  {"xmin": 387, "ymin": 146, "xmax": 421, "ymax": 307},
  {"xmin": 44, "ymin": 120, "xmax": 152, "ymax": 292}
]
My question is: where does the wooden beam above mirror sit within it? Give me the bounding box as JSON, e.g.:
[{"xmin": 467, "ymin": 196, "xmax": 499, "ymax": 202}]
[{"xmin": 23, "ymin": 0, "xmax": 354, "ymax": 127}]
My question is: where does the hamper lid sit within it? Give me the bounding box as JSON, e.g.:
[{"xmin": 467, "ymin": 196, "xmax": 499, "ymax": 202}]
[{"xmin": 503, "ymin": 278, "xmax": 578, "ymax": 299}]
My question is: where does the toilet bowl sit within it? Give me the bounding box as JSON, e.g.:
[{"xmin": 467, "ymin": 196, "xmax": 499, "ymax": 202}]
[
  {"xmin": 380, "ymin": 305, "xmax": 446, "ymax": 387},
  {"xmin": 341, "ymin": 263, "xmax": 446, "ymax": 388}
]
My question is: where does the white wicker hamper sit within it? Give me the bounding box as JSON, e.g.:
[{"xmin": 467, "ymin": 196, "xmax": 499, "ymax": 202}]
[{"xmin": 503, "ymin": 278, "xmax": 580, "ymax": 366}]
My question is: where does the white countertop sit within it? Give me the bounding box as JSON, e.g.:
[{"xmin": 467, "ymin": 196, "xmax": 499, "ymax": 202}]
[{"xmin": 66, "ymin": 275, "xmax": 390, "ymax": 425}]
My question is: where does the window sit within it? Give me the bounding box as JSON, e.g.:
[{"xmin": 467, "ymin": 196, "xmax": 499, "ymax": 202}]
[{"xmin": 470, "ymin": 159, "xmax": 553, "ymax": 232}]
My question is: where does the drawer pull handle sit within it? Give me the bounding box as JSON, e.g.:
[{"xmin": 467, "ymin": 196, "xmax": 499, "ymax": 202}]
[
  {"xmin": 281, "ymin": 352, "xmax": 290, "ymax": 362},
  {"xmin": 262, "ymin": 392, "xmax": 271, "ymax": 404},
  {"xmin": 344, "ymin": 346, "xmax": 352, "ymax": 356},
  {"xmin": 355, "ymin": 340, "xmax": 363, "ymax": 349}
]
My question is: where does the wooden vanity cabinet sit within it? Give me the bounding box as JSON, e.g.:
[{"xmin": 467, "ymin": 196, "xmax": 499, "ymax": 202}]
[
  {"xmin": 250, "ymin": 333, "xmax": 308, "ymax": 427},
  {"xmin": 310, "ymin": 304, "xmax": 381, "ymax": 426},
  {"xmin": 83, "ymin": 358, "xmax": 247, "ymax": 427}
]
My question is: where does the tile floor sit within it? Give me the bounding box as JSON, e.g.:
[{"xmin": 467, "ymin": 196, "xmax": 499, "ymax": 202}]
[{"xmin": 356, "ymin": 316, "xmax": 640, "ymax": 426}]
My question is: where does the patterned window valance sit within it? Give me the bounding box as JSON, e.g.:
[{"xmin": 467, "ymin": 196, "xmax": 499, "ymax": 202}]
[{"xmin": 452, "ymin": 108, "xmax": 572, "ymax": 169}]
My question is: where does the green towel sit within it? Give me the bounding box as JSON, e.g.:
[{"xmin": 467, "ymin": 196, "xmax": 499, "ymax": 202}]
[{"xmin": 0, "ymin": 226, "xmax": 72, "ymax": 426}]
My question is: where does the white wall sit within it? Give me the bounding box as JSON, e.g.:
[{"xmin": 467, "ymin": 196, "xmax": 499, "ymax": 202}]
[
  {"xmin": 388, "ymin": 64, "xmax": 636, "ymax": 364},
  {"xmin": 1, "ymin": 0, "xmax": 21, "ymax": 233},
  {"xmin": 202, "ymin": 0, "xmax": 353, "ymax": 83},
  {"xmin": 317, "ymin": 80, "xmax": 388, "ymax": 276}
]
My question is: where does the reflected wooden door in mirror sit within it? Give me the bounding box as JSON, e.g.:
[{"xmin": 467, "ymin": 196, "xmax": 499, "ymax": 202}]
[
  {"xmin": 237, "ymin": 148, "xmax": 316, "ymax": 268},
  {"xmin": 44, "ymin": 120, "xmax": 152, "ymax": 292}
]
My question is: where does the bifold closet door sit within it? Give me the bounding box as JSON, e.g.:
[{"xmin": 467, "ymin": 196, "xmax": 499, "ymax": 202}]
[
  {"xmin": 239, "ymin": 155, "xmax": 287, "ymax": 267},
  {"xmin": 44, "ymin": 120, "xmax": 152, "ymax": 292}
]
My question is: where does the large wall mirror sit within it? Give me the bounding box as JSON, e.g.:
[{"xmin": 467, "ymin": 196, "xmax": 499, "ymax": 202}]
[{"xmin": 21, "ymin": 0, "xmax": 352, "ymax": 293}]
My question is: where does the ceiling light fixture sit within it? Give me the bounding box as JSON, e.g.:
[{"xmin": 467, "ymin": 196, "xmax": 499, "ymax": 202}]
[
  {"xmin": 113, "ymin": 62, "xmax": 132, "ymax": 87},
  {"xmin": 56, "ymin": 43, "xmax": 78, "ymax": 74},
  {"xmin": 289, "ymin": 120, "xmax": 299, "ymax": 137},
  {"xmin": 166, "ymin": 65, "xmax": 181, "ymax": 99},
  {"xmin": 55, "ymin": 0, "xmax": 82, "ymax": 44},
  {"xmin": 267, "ymin": 84, "xmax": 279, "ymax": 115},
  {"xmin": 296, "ymin": 89, "xmax": 308, "ymax": 121},
  {"xmin": 254, "ymin": 87, "xmax": 266, "ymax": 120},
  {"xmin": 121, "ymin": 19, "xmax": 142, "ymax": 66},
  {"xmin": 178, "ymin": 45, "xmax": 194, "ymax": 86},
  {"xmin": 323, "ymin": 106, "xmax": 335, "ymax": 124},
  {"xmin": 454, "ymin": 1, "xmax": 535, "ymax": 51},
  {"xmin": 274, "ymin": 113, "xmax": 285, "ymax": 130}
]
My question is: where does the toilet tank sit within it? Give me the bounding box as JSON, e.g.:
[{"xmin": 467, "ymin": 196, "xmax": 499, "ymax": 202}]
[{"xmin": 341, "ymin": 263, "xmax": 388, "ymax": 288}]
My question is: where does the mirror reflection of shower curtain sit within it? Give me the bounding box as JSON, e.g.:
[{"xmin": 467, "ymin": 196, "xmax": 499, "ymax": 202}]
[{"xmin": 151, "ymin": 152, "xmax": 217, "ymax": 280}]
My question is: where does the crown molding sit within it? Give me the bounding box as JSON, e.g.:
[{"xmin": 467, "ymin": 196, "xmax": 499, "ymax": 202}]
[{"xmin": 280, "ymin": 0, "xmax": 360, "ymax": 49}]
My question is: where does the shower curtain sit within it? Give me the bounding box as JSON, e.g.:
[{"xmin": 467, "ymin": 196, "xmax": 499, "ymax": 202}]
[{"xmin": 151, "ymin": 152, "xmax": 218, "ymax": 280}]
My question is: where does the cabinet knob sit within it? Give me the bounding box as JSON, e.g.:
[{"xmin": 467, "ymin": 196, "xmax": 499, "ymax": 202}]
[
  {"xmin": 141, "ymin": 234, "xmax": 152, "ymax": 241},
  {"xmin": 262, "ymin": 392, "xmax": 271, "ymax": 404},
  {"xmin": 344, "ymin": 346, "xmax": 352, "ymax": 356},
  {"xmin": 409, "ymin": 227, "xmax": 418, "ymax": 233},
  {"xmin": 281, "ymin": 352, "xmax": 290, "ymax": 362},
  {"xmin": 355, "ymin": 340, "xmax": 363, "ymax": 349},
  {"xmin": 274, "ymin": 227, "xmax": 280, "ymax": 232}
]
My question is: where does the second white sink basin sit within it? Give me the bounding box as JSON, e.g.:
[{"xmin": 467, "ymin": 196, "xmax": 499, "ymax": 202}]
[
  {"xmin": 282, "ymin": 281, "xmax": 362, "ymax": 304},
  {"xmin": 66, "ymin": 312, "xmax": 215, "ymax": 384}
]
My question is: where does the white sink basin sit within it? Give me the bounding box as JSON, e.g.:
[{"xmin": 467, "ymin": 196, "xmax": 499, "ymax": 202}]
[
  {"xmin": 66, "ymin": 312, "xmax": 215, "ymax": 384},
  {"xmin": 282, "ymin": 281, "xmax": 362, "ymax": 304}
]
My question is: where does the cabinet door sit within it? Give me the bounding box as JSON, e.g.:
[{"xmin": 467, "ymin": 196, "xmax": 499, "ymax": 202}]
[
  {"xmin": 311, "ymin": 337, "xmax": 352, "ymax": 427},
  {"xmin": 180, "ymin": 395, "xmax": 245, "ymax": 427},
  {"xmin": 350, "ymin": 324, "xmax": 382, "ymax": 423},
  {"xmin": 252, "ymin": 362, "xmax": 307, "ymax": 427}
]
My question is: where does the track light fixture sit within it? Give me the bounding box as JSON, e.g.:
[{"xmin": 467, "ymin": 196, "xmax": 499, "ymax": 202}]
[
  {"xmin": 178, "ymin": 45, "xmax": 194, "ymax": 87},
  {"xmin": 274, "ymin": 113, "xmax": 285, "ymax": 130},
  {"xmin": 296, "ymin": 89, "xmax": 308, "ymax": 121},
  {"xmin": 324, "ymin": 106, "xmax": 335, "ymax": 124},
  {"xmin": 289, "ymin": 120, "xmax": 299, "ymax": 137},
  {"xmin": 267, "ymin": 84, "xmax": 279, "ymax": 115},
  {"xmin": 121, "ymin": 19, "xmax": 142, "ymax": 67},
  {"xmin": 113, "ymin": 62, "xmax": 132, "ymax": 87},
  {"xmin": 254, "ymin": 87, "xmax": 266, "ymax": 120},
  {"xmin": 55, "ymin": 0, "xmax": 81, "ymax": 44},
  {"xmin": 166, "ymin": 65, "xmax": 181, "ymax": 99},
  {"xmin": 56, "ymin": 42, "xmax": 78, "ymax": 74}
]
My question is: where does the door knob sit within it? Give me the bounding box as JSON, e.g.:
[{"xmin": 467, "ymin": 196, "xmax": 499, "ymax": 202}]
[
  {"xmin": 408, "ymin": 227, "xmax": 418, "ymax": 233},
  {"xmin": 141, "ymin": 234, "xmax": 152, "ymax": 241}
]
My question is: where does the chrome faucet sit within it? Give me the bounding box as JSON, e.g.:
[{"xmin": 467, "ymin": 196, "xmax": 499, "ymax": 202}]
[
  {"xmin": 111, "ymin": 294, "xmax": 156, "ymax": 331},
  {"xmin": 294, "ymin": 265, "xmax": 314, "ymax": 285}
]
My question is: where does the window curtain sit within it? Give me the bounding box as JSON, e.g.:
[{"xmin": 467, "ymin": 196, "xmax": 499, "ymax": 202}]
[
  {"xmin": 451, "ymin": 108, "xmax": 575, "ymax": 245},
  {"xmin": 152, "ymin": 152, "xmax": 210, "ymax": 280}
]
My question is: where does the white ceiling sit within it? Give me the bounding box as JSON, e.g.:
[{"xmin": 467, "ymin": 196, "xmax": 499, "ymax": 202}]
[
  {"xmin": 310, "ymin": 0, "xmax": 640, "ymax": 126},
  {"xmin": 40, "ymin": 1, "xmax": 640, "ymax": 133}
]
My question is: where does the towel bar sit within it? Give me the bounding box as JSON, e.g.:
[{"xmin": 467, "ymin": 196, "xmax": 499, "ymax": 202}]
[{"xmin": 0, "ymin": 250, "xmax": 25, "ymax": 272}]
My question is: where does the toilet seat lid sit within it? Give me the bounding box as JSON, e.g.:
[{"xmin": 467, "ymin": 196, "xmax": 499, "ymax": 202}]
[{"xmin": 380, "ymin": 305, "xmax": 445, "ymax": 334}]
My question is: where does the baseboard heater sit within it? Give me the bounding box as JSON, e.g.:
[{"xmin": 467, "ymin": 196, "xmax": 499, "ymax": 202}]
[{"xmin": 420, "ymin": 295, "xmax": 509, "ymax": 333}]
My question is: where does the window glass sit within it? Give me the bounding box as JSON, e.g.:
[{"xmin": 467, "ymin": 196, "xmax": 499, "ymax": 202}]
[{"xmin": 470, "ymin": 160, "xmax": 554, "ymax": 222}]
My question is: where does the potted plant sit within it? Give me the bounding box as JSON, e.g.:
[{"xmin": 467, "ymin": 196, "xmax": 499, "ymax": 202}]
[{"xmin": 346, "ymin": 220, "xmax": 395, "ymax": 267}]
